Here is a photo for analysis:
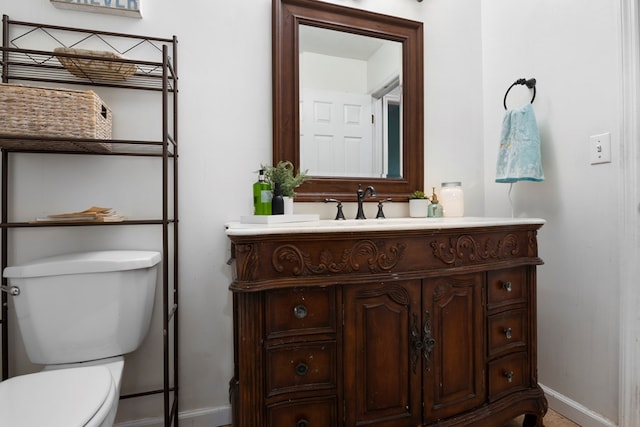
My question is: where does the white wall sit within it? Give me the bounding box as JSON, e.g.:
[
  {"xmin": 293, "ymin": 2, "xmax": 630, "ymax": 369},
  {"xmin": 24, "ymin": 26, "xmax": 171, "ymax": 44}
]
[
  {"xmin": 481, "ymin": 0, "xmax": 622, "ymax": 424},
  {"xmin": 301, "ymin": 52, "xmax": 368, "ymax": 92},
  {"xmin": 1, "ymin": 0, "xmax": 484, "ymax": 425}
]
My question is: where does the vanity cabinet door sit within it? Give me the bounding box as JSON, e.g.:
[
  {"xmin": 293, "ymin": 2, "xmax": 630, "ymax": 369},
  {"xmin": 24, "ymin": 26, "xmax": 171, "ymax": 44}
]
[
  {"xmin": 343, "ymin": 280, "xmax": 422, "ymax": 427},
  {"xmin": 422, "ymin": 274, "xmax": 485, "ymax": 423}
]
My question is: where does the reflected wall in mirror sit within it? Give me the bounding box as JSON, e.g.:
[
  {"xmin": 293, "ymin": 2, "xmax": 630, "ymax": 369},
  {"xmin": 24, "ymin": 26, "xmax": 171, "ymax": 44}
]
[
  {"xmin": 299, "ymin": 25, "xmax": 403, "ymax": 179},
  {"xmin": 273, "ymin": 0, "xmax": 423, "ymax": 202}
]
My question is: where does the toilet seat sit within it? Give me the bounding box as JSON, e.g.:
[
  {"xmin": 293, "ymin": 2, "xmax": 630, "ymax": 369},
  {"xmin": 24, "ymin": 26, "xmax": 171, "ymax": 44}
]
[{"xmin": 0, "ymin": 365, "xmax": 115, "ymax": 427}]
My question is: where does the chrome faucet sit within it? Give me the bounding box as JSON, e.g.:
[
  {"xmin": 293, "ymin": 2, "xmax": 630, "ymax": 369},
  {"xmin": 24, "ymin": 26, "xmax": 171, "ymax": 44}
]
[{"xmin": 355, "ymin": 184, "xmax": 376, "ymax": 219}]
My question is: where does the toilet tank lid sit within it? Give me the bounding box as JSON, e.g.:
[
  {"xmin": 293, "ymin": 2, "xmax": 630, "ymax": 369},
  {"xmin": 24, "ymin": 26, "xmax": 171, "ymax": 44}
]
[{"xmin": 3, "ymin": 250, "xmax": 161, "ymax": 278}]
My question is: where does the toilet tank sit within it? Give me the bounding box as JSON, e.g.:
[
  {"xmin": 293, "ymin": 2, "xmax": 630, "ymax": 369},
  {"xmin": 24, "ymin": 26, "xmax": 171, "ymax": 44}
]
[{"xmin": 3, "ymin": 250, "xmax": 161, "ymax": 365}]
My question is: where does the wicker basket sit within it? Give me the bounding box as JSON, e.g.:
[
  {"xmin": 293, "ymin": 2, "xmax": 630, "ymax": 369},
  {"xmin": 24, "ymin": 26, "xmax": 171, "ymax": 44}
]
[
  {"xmin": 0, "ymin": 84, "xmax": 112, "ymax": 152},
  {"xmin": 54, "ymin": 47, "xmax": 136, "ymax": 82}
]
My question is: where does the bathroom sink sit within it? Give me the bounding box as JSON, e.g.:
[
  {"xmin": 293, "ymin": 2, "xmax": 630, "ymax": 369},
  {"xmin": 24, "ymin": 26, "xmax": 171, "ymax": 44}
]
[{"xmin": 226, "ymin": 217, "xmax": 545, "ymax": 236}]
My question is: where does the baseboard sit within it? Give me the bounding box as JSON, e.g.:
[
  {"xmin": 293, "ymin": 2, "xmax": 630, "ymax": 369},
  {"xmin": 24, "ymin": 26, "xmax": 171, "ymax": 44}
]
[
  {"xmin": 114, "ymin": 405, "xmax": 232, "ymax": 427},
  {"xmin": 541, "ymin": 383, "xmax": 617, "ymax": 427}
]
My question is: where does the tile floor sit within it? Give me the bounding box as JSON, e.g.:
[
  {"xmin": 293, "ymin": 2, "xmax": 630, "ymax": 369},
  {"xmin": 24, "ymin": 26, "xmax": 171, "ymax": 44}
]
[
  {"xmin": 504, "ymin": 409, "xmax": 580, "ymax": 426},
  {"xmin": 222, "ymin": 410, "xmax": 579, "ymax": 426}
]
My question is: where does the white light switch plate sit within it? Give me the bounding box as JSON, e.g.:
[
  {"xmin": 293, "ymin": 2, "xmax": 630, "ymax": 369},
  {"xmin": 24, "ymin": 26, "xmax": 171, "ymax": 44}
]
[{"xmin": 590, "ymin": 132, "xmax": 611, "ymax": 165}]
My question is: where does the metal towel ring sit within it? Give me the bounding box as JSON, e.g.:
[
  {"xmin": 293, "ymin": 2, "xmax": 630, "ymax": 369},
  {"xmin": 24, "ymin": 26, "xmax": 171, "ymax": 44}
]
[{"xmin": 503, "ymin": 78, "xmax": 536, "ymax": 110}]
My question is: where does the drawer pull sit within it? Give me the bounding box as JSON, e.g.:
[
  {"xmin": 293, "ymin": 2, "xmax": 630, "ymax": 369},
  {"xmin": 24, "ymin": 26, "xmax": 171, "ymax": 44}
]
[
  {"xmin": 293, "ymin": 304, "xmax": 308, "ymax": 319},
  {"xmin": 296, "ymin": 420, "xmax": 309, "ymax": 427},
  {"xmin": 295, "ymin": 362, "xmax": 309, "ymax": 376},
  {"xmin": 504, "ymin": 370, "xmax": 514, "ymax": 383},
  {"xmin": 502, "ymin": 281, "xmax": 513, "ymax": 292},
  {"xmin": 504, "ymin": 327, "xmax": 513, "ymax": 340}
]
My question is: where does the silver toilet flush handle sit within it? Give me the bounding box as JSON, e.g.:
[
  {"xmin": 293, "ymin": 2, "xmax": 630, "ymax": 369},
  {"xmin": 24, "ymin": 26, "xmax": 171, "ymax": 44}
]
[{"xmin": 0, "ymin": 285, "xmax": 20, "ymax": 296}]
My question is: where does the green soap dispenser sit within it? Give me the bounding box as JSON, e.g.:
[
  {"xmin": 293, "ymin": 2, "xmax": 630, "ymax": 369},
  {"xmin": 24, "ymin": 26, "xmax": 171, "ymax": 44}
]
[
  {"xmin": 427, "ymin": 187, "xmax": 443, "ymax": 218},
  {"xmin": 253, "ymin": 169, "xmax": 272, "ymax": 215}
]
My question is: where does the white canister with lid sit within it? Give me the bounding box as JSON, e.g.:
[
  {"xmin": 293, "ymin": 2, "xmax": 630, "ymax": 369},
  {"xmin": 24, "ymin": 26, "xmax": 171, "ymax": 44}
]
[{"xmin": 440, "ymin": 182, "xmax": 464, "ymax": 217}]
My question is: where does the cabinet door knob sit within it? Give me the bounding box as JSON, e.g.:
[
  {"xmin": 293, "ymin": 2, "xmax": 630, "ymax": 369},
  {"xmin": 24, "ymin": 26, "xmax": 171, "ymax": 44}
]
[
  {"xmin": 504, "ymin": 327, "xmax": 513, "ymax": 340},
  {"xmin": 502, "ymin": 281, "xmax": 513, "ymax": 292},
  {"xmin": 504, "ymin": 371, "xmax": 514, "ymax": 383},
  {"xmin": 293, "ymin": 304, "xmax": 308, "ymax": 319},
  {"xmin": 296, "ymin": 420, "xmax": 309, "ymax": 427},
  {"xmin": 295, "ymin": 362, "xmax": 309, "ymax": 376}
]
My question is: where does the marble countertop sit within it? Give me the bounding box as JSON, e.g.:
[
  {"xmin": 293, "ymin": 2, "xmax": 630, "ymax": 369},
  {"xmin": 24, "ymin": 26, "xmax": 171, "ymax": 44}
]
[{"xmin": 225, "ymin": 216, "xmax": 545, "ymax": 236}]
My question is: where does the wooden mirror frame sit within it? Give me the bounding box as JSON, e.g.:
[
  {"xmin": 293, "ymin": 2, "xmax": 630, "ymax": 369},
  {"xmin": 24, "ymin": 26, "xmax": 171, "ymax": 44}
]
[{"xmin": 273, "ymin": 0, "xmax": 424, "ymax": 202}]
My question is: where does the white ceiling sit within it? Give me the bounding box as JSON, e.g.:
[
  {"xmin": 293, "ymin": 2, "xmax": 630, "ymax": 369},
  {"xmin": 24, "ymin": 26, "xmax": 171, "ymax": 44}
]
[{"xmin": 299, "ymin": 25, "xmax": 392, "ymax": 60}]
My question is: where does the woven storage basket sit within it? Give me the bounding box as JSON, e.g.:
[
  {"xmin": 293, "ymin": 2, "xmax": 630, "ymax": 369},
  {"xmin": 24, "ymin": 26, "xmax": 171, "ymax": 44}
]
[
  {"xmin": 0, "ymin": 84, "xmax": 112, "ymax": 152},
  {"xmin": 54, "ymin": 47, "xmax": 136, "ymax": 82}
]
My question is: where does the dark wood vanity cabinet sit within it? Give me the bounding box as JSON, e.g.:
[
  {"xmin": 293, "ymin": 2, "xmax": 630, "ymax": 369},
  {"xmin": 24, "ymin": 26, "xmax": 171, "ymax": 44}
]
[{"xmin": 228, "ymin": 221, "xmax": 547, "ymax": 426}]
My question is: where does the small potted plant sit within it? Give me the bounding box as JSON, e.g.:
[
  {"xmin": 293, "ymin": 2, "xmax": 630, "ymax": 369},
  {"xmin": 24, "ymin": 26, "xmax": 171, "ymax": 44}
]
[
  {"xmin": 409, "ymin": 190, "xmax": 429, "ymax": 218},
  {"xmin": 263, "ymin": 161, "xmax": 309, "ymax": 214}
]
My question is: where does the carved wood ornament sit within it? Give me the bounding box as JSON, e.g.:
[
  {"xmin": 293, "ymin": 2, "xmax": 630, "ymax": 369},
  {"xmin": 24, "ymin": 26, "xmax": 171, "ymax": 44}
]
[
  {"xmin": 430, "ymin": 233, "xmax": 522, "ymax": 266},
  {"xmin": 272, "ymin": 240, "xmax": 407, "ymax": 276}
]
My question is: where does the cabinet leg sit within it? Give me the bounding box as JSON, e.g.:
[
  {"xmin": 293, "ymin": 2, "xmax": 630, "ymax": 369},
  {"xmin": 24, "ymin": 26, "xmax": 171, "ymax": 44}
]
[
  {"xmin": 522, "ymin": 413, "xmax": 544, "ymax": 427},
  {"xmin": 228, "ymin": 377, "xmax": 238, "ymax": 427}
]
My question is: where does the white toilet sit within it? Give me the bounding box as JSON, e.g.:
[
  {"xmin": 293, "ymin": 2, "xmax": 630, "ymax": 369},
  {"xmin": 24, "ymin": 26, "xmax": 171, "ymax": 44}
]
[{"xmin": 0, "ymin": 250, "xmax": 161, "ymax": 427}]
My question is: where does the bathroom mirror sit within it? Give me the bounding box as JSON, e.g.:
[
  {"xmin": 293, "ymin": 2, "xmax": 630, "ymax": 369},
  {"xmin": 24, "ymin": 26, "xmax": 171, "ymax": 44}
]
[{"xmin": 273, "ymin": 0, "xmax": 424, "ymax": 202}]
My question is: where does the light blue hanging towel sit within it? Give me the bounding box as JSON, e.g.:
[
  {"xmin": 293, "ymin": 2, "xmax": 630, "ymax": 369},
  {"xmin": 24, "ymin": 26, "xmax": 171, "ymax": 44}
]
[{"xmin": 496, "ymin": 103, "xmax": 544, "ymax": 183}]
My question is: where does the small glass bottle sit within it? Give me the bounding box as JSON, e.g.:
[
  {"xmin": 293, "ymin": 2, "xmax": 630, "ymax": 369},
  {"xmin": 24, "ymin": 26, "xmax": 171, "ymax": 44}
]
[
  {"xmin": 440, "ymin": 182, "xmax": 464, "ymax": 217},
  {"xmin": 427, "ymin": 187, "xmax": 443, "ymax": 218},
  {"xmin": 253, "ymin": 169, "xmax": 272, "ymax": 215},
  {"xmin": 272, "ymin": 183, "xmax": 284, "ymax": 215}
]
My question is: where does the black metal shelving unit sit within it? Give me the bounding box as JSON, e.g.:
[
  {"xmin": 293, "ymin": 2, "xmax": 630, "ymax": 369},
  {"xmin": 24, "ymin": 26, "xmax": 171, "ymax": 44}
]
[{"xmin": 0, "ymin": 15, "xmax": 179, "ymax": 426}]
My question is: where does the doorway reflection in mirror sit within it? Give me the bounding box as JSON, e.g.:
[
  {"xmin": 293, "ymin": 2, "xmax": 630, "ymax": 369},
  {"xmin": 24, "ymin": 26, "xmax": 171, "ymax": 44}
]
[{"xmin": 299, "ymin": 25, "xmax": 402, "ymax": 179}]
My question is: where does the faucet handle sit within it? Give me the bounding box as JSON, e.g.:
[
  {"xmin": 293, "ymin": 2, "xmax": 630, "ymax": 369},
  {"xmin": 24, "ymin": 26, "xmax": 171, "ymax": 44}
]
[
  {"xmin": 376, "ymin": 198, "xmax": 393, "ymax": 219},
  {"xmin": 324, "ymin": 198, "xmax": 346, "ymax": 220}
]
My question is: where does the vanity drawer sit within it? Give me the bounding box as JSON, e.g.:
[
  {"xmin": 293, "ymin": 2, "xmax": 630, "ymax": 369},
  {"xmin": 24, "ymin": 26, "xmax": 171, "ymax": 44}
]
[
  {"xmin": 487, "ymin": 268, "xmax": 527, "ymax": 309},
  {"xmin": 488, "ymin": 308, "xmax": 527, "ymax": 358},
  {"xmin": 488, "ymin": 352, "xmax": 529, "ymax": 401},
  {"xmin": 265, "ymin": 287, "xmax": 336, "ymax": 340},
  {"xmin": 265, "ymin": 341, "xmax": 336, "ymax": 397},
  {"xmin": 268, "ymin": 396, "xmax": 337, "ymax": 427}
]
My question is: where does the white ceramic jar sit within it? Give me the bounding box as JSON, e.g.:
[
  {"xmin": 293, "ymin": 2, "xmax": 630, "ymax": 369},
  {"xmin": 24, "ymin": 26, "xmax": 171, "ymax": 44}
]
[{"xmin": 440, "ymin": 182, "xmax": 464, "ymax": 217}]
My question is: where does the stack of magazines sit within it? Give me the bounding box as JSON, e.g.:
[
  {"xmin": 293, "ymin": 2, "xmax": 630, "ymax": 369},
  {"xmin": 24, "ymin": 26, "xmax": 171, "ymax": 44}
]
[{"xmin": 35, "ymin": 206, "xmax": 126, "ymax": 223}]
